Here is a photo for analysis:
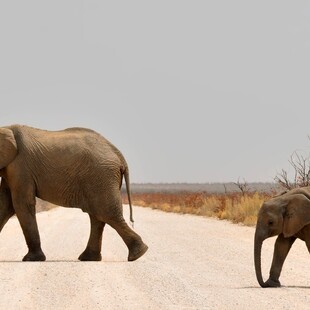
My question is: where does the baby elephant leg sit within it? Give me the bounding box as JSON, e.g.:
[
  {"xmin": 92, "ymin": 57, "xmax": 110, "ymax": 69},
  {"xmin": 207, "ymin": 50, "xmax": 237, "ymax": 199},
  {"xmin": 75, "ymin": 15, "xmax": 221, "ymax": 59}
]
[{"xmin": 79, "ymin": 215, "xmax": 105, "ymax": 261}]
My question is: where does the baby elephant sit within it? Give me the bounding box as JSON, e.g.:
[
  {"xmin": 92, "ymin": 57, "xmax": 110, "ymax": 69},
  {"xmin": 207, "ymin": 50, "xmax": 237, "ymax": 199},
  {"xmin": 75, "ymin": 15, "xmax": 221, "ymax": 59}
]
[
  {"xmin": 0, "ymin": 125, "xmax": 148, "ymax": 262},
  {"xmin": 254, "ymin": 187, "xmax": 310, "ymax": 287}
]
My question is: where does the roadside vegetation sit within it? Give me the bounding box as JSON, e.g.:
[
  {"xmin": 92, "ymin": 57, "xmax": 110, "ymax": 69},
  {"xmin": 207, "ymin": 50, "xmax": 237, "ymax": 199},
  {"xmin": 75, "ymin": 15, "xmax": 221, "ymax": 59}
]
[{"xmin": 122, "ymin": 191, "xmax": 274, "ymax": 226}]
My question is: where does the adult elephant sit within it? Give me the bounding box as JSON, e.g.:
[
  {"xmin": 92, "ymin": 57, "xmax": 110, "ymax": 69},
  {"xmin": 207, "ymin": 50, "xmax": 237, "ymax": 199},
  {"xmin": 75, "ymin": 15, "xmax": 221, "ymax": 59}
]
[
  {"xmin": 0, "ymin": 125, "xmax": 148, "ymax": 262},
  {"xmin": 254, "ymin": 187, "xmax": 310, "ymax": 287}
]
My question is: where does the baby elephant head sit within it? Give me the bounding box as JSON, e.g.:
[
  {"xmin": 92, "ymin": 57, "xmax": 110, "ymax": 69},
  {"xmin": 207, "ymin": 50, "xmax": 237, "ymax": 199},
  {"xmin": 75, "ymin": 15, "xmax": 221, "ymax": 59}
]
[{"xmin": 254, "ymin": 191, "xmax": 310, "ymax": 287}]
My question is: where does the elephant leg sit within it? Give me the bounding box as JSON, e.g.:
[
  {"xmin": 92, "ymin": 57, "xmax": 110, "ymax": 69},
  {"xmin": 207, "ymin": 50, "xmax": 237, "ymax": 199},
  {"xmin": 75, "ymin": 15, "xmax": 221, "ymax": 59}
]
[
  {"xmin": 108, "ymin": 217, "xmax": 148, "ymax": 261},
  {"xmin": 0, "ymin": 179, "xmax": 15, "ymax": 232},
  {"xmin": 267, "ymin": 234, "xmax": 296, "ymax": 287},
  {"xmin": 12, "ymin": 191, "xmax": 46, "ymax": 261},
  {"xmin": 301, "ymin": 226, "xmax": 310, "ymax": 253},
  {"xmin": 0, "ymin": 198, "xmax": 15, "ymax": 233},
  {"xmin": 79, "ymin": 215, "xmax": 105, "ymax": 261},
  {"xmin": 0, "ymin": 208, "xmax": 15, "ymax": 232}
]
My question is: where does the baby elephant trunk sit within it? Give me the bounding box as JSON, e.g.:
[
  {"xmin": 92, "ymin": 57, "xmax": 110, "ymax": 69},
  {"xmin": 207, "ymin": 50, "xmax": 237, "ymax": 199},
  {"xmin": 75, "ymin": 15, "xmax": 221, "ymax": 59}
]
[{"xmin": 254, "ymin": 233, "xmax": 268, "ymax": 288}]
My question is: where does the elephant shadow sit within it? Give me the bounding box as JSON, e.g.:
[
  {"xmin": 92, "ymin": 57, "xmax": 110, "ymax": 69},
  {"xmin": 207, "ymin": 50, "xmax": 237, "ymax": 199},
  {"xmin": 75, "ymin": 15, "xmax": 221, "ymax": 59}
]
[
  {"xmin": 238, "ymin": 285, "xmax": 310, "ymax": 289},
  {"xmin": 0, "ymin": 259, "xmax": 128, "ymax": 263}
]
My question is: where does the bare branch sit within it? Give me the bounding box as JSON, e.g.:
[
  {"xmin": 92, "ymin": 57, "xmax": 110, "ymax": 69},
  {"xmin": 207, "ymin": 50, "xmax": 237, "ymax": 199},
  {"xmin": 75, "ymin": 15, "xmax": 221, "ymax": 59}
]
[
  {"xmin": 234, "ymin": 178, "xmax": 250, "ymax": 196},
  {"xmin": 274, "ymin": 169, "xmax": 293, "ymax": 190},
  {"xmin": 275, "ymin": 150, "xmax": 310, "ymax": 189}
]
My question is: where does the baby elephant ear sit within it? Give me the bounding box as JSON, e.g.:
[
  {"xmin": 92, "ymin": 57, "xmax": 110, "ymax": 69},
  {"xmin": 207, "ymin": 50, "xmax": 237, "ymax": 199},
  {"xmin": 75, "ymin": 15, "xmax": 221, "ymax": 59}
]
[
  {"xmin": 283, "ymin": 194, "xmax": 310, "ymax": 238},
  {"xmin": 0, "ymin": 128, "xmax": 18, "ymax": 169}
]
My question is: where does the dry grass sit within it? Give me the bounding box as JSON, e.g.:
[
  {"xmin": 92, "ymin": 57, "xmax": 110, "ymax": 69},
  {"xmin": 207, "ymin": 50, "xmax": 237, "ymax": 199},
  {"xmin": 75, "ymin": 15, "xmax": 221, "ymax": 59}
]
[{"xmin": 123, "ymin": 191, "xmax": 273, "ymax": 226}]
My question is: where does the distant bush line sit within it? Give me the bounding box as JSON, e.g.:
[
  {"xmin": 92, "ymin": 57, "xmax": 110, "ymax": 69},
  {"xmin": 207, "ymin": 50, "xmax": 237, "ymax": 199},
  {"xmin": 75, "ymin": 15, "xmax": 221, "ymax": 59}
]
[
  {"xmin": 125, "ymin": 182, "xmax": 279, "ymax": 194},
  {"xmin": 122, "ymin": 183, "xmax": 279, "ymax": 226}
]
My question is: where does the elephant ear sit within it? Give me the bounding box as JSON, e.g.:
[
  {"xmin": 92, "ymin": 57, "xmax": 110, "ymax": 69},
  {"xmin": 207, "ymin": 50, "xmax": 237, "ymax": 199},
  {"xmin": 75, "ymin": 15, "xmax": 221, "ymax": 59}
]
[
  {"xmin": 0, "ymin": 128, "xmax": 18, "ymax": 169},
  {"xmin": 283, "ymin": 194, "xmax": 310, "ymax": 238}
]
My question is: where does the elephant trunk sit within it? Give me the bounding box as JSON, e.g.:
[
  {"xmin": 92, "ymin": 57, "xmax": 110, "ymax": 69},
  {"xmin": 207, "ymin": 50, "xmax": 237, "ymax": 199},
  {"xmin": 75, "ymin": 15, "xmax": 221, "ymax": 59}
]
[{"xmin": 254, "ymin": 233, "xmax": 267, "ymax": 288}]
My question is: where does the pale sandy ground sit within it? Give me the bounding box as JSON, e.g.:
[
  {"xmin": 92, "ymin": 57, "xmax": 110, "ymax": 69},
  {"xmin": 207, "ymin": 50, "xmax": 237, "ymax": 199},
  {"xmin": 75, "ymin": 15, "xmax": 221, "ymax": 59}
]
[{"xmin": 0, "ymin": 206, "xmax": 309, "ymax": 310}]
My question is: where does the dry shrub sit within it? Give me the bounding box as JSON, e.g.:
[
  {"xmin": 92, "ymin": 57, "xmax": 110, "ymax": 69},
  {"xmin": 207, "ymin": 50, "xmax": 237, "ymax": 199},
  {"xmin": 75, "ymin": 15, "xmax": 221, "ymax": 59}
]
[
  {"xmin": 219, "ymin": 192, "xmax": 265, "ymax": 225},
  {"xmin": 123, "ymin": 191, "xmax": 272, "ymax": 226},
  {"xmin": 198, "ymin": 196, "xmax": 223, "ymax": 217}
]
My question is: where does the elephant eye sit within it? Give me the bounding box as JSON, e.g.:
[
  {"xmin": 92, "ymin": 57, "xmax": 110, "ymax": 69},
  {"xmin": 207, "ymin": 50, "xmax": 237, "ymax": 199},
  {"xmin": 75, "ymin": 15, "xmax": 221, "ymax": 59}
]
[{"xmin": 268, "ymin": 220, "xmax": 274, "ymax": 226}]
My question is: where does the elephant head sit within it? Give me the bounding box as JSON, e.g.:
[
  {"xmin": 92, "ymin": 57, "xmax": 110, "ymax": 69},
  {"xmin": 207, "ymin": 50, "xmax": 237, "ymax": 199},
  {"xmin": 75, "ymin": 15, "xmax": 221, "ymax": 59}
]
[
  {"xmin": 0, "ymin": 128, "xmax": 18, "ymax": 169},
  {"xmin": 0, "ymin": 128, "xmax": 17, "ymax": 231},
  {"xmin": 254, "ymin": 191, "xmax": 310, "ymax": 287}
]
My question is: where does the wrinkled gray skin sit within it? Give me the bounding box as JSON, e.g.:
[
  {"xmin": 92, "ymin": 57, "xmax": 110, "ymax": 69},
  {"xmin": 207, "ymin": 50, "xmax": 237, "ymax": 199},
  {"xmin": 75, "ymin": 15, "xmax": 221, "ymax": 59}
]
[
  {"xmin": 254, "ymin": 187, "xmax": 310, "ymax": 287},
  {"xmin": 0, "ymin": 125, "xmax": 148, "ymax": 262}
]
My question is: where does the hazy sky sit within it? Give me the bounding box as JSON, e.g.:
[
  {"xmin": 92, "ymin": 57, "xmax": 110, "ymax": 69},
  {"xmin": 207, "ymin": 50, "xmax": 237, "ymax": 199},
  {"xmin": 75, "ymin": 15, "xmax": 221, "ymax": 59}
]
[{"xmin": 1, "ymin": 1, "xmax": 310, "ymax": 183}]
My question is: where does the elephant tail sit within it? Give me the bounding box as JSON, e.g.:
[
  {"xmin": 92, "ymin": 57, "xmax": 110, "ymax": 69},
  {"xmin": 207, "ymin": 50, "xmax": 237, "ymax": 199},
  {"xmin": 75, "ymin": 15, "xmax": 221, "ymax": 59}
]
[{"xmin": 123, "ymin": 165, "xmax": 134, "ymax": 227}]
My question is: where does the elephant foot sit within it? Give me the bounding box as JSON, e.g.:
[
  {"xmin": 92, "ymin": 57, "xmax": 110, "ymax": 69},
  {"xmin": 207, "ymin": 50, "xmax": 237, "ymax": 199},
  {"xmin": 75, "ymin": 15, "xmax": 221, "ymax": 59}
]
[
  {"xmin": 128, "ymin": 241, "xmax": 148, "ymax": 262},
  {"xmin": 23, "ymin": 250, "xmax": 46, "ymax": 262},
  {"xmin": 264, "ymin": 278, "xmax": 281, "ymax": 288},
  {"xmin": 78, "ymin": 249, "xmax": 102, "ymax": 261}
]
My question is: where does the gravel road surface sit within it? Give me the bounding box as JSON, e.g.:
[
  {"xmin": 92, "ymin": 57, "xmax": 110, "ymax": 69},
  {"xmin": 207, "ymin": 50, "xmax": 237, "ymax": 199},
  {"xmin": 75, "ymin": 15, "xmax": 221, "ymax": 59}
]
[{"xmin": 0, "ymin": 206, "xmax": 309, "ymax": 309}]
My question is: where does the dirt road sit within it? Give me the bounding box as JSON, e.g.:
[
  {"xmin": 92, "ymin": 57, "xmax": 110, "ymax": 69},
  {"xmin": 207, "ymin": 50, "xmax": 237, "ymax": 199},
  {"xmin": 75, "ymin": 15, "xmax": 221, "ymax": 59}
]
[{"xmin": 0, "ymin": 206, "xmax": 309, "ymax": 309}]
